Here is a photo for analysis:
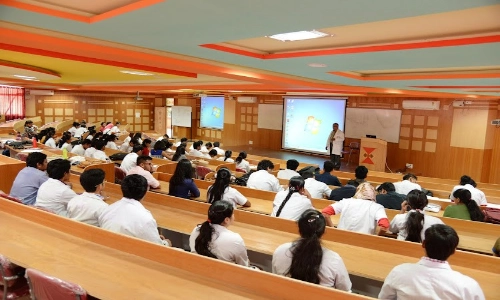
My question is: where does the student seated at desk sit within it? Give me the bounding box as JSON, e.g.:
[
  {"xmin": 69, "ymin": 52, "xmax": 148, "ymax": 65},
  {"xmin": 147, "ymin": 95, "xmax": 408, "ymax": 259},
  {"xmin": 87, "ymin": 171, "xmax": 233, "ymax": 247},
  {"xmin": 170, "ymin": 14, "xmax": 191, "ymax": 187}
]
[
  {"xmin": 172, "ymin": 145, "xmax": 188, "ymax": 162},
  {"xmin": 272, "ymin": 176, "xmax": 313, "ymax": 221},
  {"xmin": 68, "ymin": 122, "xmax": 79, "ymax": 136},
  {"xmin": 35, "ymin": 159, "xmax": 77, "ymax": 216},
  {"xmin": 272, "ymin": 209, "xmax": 351, "ymax": 291},
  {"xmin": 151, "ymin": 140, "xmax": 171, "ymax": 159},
  {"xmin": 212, "ymin": 141, "xmax": 224, "ymax": 155},
  {"xmin": 235, "ymin": 151, "xmax": 250, "ymax": 173},
  {"xmin": 91, "ymin": 140, "xmax": 109, "ymax": 161},
  {"xmin": 169, "ymin": 159, "xmax": 200, "ymax": 199},
  {"xmin": 329, "ymin": 180, "xmax": 359, "ymax": 201},
  {"xmin": 354, "ymin": 166, "xmax": 368, "ymax": 185},
  {"xmin": 393, "ymin": 173, "xmax": 422, "ymax": 196},
  {"xmin": 120, "ymin": 145, "xmax": 144, "ymax": 172},
  {"xmin": 314, "ymin": 161, "xmax": 341, "ymax": 187},
  {"xmin": 99, "ymin": 174, "xmax": 171, "ymax": 246},
  {"xmin": 57, "ymin": 133, "xmax": 72, "ymax": 152},
  {"xmin": 379, "ymin": 224, "xmax": 485, "ymax": 300},
  {"xmin": 247, "ymin": 160, "xmax": 283, "ymax": 192},
  {"xmin": 67, "ymin": 169, "xmax": 108, "ymax": 226},
  {"xmin": 105, "ymin": 134, "xmax": 119, "ymax": 150},
  {"xmin": 22, "ymin": 120, "xmax": 38, "ymax": 140},
  {"xmin": 203, "ymin": 142, "xmax": 212, "ymax": 154},
  {"xmin": 127, "ymin": 155, "xmax": 160, "ymax": 189},
  {"xmin": 119, "ymin": 137, "xmax": 138, "ymax": 153},
  {"xmin": 277, "ymin": 159, "xmax": 300, "ymax": 180},
  {"xmin": 207, "ymin": 168, "xmax": 250, "ymax": 208},
  {"xmin": 44, "ymin": 130, "xmax": 57, "ymax": 148},
  {"xmin": 450, "ymin": 175, "xmax": 487, "ymax": 206},
  {"xmin": 141, "ymin": 139, "xmax": 152, "ymax": 156},
  {"xmin": 208, "ymin": 149, "xmax": 218, "ymax": 159},
  {"xmin": 71, "ymin": 139, "xmax": 92, "ymax": 156},
  {"xmin": 84, "ymin": 139, "xmax": 98, "ymax": 157},
  {"xmin": 389, "ymin": 190, "xmax": 443, "ymax": 243},
  {"xmin": 302, "ymin": 172, "xmax": 332, "ymax": 199},
  {"xmin": 217, "ymin": 150, "xmax": 234, "ymax": 162},
  {"xmin": 443, "ymin": 189, "xmax": 485, "ymax": 221},
  {"xmin": 322, "ymin": 183, "xmax": 389, "ymax": 235},
  {"xmin": 376, "ymin": 182, "xmax": 406, "ymax": 210},
  {"xmin": 189, "ymin": 141, "xmax": 205, "ymax": 158},
  {"xmin": 174, "ymin": 137, "xmax": 187, "ymax": 147},
  {"xmin": 73, "ymin": 123, "xmax": 88, "ymax": 139},
  {"xmin": 189, "ymin": 200, "xmax": 249, "ymax": 266},
  {"xmin": 10, "ymin": 152, "xmax": 48, "ymax": 205}
]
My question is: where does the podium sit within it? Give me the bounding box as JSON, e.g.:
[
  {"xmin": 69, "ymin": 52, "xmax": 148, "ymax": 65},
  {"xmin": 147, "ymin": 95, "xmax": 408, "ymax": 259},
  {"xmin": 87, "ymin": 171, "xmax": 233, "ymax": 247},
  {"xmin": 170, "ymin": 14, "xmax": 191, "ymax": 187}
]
[{"xmin": 359, "ymin": 138, "xmax": 387, "ymax": 172}]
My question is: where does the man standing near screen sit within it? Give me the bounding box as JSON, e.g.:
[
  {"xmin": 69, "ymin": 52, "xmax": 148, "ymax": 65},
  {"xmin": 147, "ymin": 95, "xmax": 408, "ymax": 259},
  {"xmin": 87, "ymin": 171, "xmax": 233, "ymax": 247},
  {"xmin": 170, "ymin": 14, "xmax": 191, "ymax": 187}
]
[{"xmin": 325, "ymin": 123, "xmax": 344, "ymax": 170}]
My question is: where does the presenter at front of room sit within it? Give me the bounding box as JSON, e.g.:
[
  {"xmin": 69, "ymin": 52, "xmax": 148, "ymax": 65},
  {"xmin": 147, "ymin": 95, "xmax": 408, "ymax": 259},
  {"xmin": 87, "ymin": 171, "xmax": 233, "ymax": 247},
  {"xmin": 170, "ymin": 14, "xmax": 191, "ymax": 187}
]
[{"xmin": 325, "ymin": 123, "xmax": 344, "ymax": 170}]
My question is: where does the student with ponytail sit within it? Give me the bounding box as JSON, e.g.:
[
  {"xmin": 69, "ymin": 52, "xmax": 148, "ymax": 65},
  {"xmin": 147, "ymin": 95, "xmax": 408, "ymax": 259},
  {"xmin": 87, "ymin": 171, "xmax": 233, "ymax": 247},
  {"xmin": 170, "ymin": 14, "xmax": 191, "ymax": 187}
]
[
  {"xmin": 217, "ymin": 150, "xmax": 234, "ymax": 162},
  {"xmin": 272, "ymin": 209, "xmax": 351, "ymax": 291},
  {"xmin": 271, "ymin": 176, "xmax": 313, "ymax": 220},
  {"xmin": 207, "ymin": 168, "xmax": 251, "ymax": 208},
  {"xmin": 390, "ymin": 189, "xmax": 443, "ymax": 243},
  {"xmin": 444, "ymin": 189, "xmax": 485, "ymax": 221},
  {"xmin": 189, "ymin": 200, "xmax": 249, "ymax": 266}
]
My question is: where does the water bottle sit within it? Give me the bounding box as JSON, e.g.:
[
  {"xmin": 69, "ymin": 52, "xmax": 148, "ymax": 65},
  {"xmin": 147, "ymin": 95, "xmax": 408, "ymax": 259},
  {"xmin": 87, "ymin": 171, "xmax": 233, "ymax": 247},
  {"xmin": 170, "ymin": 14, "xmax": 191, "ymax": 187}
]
[
  {"xmin": 32, "ymin": 137, "xmax": 37, "ymax": 148},
  {"xmin": 62, "ymin": 148, "xmax": 68, "ymax": 159}
]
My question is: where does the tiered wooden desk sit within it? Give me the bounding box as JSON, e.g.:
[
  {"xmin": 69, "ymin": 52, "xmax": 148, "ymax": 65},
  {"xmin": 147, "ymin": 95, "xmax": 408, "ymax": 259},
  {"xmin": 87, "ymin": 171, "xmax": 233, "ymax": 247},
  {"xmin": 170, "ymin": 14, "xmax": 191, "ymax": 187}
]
[
  {"xmin": 65, "ymin": 176, "xmax": 500, "ymax": 300},
  {"xmin": 0, "ymin": 155, "xmax": 25, "ymax": 193},
  {"xmin": 0, "ymin": 198, "xmax": 365, "ymax": 300}
]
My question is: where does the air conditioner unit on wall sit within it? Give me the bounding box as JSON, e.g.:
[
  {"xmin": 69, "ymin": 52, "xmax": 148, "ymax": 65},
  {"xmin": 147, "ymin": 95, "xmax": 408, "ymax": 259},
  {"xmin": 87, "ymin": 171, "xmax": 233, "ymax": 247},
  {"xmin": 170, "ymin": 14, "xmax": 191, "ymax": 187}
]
[
  {"xmin": 402, "ymin": 100, "xmax": 440, "ymax": 110},
  {"xmin": 29, "ymin": 89, "xmax": 54, "ymax": 96},
  {"xmin": 237, "ymin": 96, "xmax": 257, "ymax": 103}
]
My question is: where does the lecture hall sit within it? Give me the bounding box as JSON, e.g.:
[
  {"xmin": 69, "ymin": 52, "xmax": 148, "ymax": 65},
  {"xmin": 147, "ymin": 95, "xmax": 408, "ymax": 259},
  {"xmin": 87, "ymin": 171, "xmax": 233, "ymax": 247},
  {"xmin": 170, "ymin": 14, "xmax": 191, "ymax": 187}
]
[{"xmin": 0, "ymin": 1, "xmax": 499, "ymax": 299}]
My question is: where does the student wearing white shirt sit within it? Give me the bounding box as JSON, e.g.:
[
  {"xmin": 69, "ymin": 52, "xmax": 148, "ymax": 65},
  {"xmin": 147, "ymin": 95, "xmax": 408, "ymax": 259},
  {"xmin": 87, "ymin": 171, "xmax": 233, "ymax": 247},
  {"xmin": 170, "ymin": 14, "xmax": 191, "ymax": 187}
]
[
  {"xmin": 379, "ymin": 224, "xmax": 485, "ymax": 300},
  {"xmin": 207, "ymin": 168, "xmax": 250, "ymax": 208},
  {"xmin": 105, "ymin": 134, "xmax": 118, "ymax": 150},
  {"xmin": 393, "ymin": 173, "xmax": 421, "ymax": 195},
  {"xmin": 120, "ymin": 145, "xmax": 144, "ymax": 173},
  {"xmin": 235, "ymin": 151, "xmax": 250, "ymax": 173},
  {"xmin": 247, "ymin": 160, "xmax": 283, "ymax": 192},
  {"xmin": 99, "ymin": 174, "xmax": 170, "ymax": 246},
  {"xmin": 91, "ymin": 140, "xmax": 109, "ymax": 161},
  {"xmin": 390, "ymin": 190, "xmax": 444, "ymax": 243},
  {"xmin": 213, "ymin": 141, "xmax": 224, "ymax": 155},
  {"xmin": 189, "ymin": 200, "xmax": 249, "ymax": 266},
  {"xmin": 84, "ymin": 145, "xmax": 97, "ymax": 158},
  {"xmin": 217, "ymin": 150, "xmax": 234, "ymax": 163},
  {"xmin": 35, "ymin": 159, "xmax": 77, "ymax": 216},
  {"xmin": 203, "ymin": 142, "xmax": 212, "ymax": 154},
  {"xmin": 70, "ymin": 139, "xmax": 92, "ymax": 156},
  {"xmin": 58, "ymin": 134, "xmax": 73, "ymax": 152},
  {"xmin": 110, "ymin": 122, "xmax": 121, "ymax": 134},
  {"xmin": 273, "ymin": 209, "xmax": 351, "ymax": 291},
  {"xmin": 188, "ymin": 141, "xmax": 205, "ymax": 157},
  {"xmin": 67, "ymin": 122, "xmax": 79, "ymax": 136},
  {"xmin": 127, "ymin": 155, "xmax": 160, "ymax": 189},
  {"xmin": 44, "ymin": 132, "xmax": 57, "ymax": 148},
  {"xmin": 302, "ymin": 172, "xmax": 332, "ymax": 199},
  {"xmin": 122, "ymin": 132, "xmax": 133, "ymax": 145},
  {"xmin": 322, "ymin": 182, "xmax": 389, "ymax": 235},
  {"xmin": 450, "ymin": 175, "xmax": 487, "ymax": 206},
  {"xmin": 277, "ymin": 159, "xmax": 300, "ymax": 180},
  {"xmin": 73, "ymin": 126, "xmax": 87, "ymax": 139},
  {"xmin": 174, "ymin": 137, "xmax": 187, "ymax": 147},
  {"xmin": 208, "ymin": 149, "xmax": 218, "ymax": 159},
  {"xmin": 119, "ymin": 138, "xmax": 136, "ymax": 153},
  {"xmin": 272, "ymin": 176, "xmax": 314, "ymax": 221},
  {"xmin": 67, "ymin": 169, "xmax": 108, "ymax": 226}
]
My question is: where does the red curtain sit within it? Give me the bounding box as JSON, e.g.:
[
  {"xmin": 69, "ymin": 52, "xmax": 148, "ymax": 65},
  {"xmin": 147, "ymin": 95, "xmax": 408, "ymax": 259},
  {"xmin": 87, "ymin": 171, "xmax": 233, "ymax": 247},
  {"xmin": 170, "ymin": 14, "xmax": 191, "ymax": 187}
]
[{"xmin": 0, "ymin": 86, "xmax": 25, "ymax": 120}]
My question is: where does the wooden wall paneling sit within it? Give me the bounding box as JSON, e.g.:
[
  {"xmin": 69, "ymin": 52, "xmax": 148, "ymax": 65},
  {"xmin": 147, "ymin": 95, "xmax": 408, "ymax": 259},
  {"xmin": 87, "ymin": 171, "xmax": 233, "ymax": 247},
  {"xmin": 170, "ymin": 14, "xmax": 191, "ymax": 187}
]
[{"xmin": 488, "ymin": 107, "xmax": 500, "ymax": 183}]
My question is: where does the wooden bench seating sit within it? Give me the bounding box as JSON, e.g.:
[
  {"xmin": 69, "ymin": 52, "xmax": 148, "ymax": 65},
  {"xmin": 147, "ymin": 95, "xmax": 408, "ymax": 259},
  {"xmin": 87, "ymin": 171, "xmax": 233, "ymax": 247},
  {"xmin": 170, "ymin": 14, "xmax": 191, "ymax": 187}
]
[
  {"xmin": 151, "ymin": 173, "xmax": 499, "ymax": 255},
  {"xmin": 0, "ymin": 155, "xmax": 25, "ymax": 193},
  {"xmin": 64, "ymin": 177, "xmax": 500, "ymax": 300},
  {"xmin": 0, "ymin": 198, "xmax": 365, "ymax": 300}
]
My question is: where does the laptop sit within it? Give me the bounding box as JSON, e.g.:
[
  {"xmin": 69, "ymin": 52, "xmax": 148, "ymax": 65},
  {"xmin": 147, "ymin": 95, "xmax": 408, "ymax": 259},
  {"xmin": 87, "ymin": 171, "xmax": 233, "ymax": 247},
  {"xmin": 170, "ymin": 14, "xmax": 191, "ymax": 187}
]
[{"xmin": 366, "ymin": 135, "xmax": 377, "ymax": 139}]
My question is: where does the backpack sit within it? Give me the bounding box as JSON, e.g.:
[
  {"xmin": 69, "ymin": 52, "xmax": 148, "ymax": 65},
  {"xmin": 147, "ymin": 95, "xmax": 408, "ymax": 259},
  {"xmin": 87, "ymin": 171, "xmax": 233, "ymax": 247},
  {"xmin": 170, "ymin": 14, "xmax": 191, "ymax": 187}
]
[
  {"xmin": 233, "ymin": 170, "xmax": 255, "ymax": 186},
  {"xmin": 297, "ymin": 165, "xmax": 320, "ymax": 176},
  {"xmin": 484, "ymin": 208, "xmax": 500, "ymax": 224},
  {"xmin": 109, "ymin": 152, "xmax": 128, "ymax": 161}
]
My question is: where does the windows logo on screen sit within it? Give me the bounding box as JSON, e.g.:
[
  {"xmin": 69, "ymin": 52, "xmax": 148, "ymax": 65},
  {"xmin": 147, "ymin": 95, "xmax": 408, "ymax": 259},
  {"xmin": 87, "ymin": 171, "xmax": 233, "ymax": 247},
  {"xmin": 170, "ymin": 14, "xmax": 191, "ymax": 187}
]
[{"xmin": 212, "ymin": 107, "xmax": 221, "ymax": 118}]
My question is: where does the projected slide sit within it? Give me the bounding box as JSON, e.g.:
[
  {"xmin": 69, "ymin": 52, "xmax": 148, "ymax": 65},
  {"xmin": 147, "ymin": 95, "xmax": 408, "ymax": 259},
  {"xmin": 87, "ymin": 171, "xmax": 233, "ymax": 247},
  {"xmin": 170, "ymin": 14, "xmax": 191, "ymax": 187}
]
[
  {"xmin": 282, "ymin": 98, "xmax": 346, "ymax": 154},
  {"xmin": 200, "ymin": 96, "xmax": 224, "ymax": 129}
]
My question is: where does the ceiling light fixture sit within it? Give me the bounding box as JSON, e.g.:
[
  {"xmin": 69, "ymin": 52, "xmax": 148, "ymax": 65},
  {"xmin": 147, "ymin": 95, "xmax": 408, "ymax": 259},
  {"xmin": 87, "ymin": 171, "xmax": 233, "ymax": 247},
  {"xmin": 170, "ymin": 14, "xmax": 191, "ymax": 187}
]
[
  {"xmin": 268, "ymin": 30, "xmax": 330, "ymax": 42},
  {"xmin": 120, "ymin": 70, "xmax": 154, "ymax": 76},
  {"xmin": 308, "ymin": 63, "xmax": 327, "ymax": 68},
  {"xmin": 13, "ymin": 75, "xmax": 37, "ymax": 79}
]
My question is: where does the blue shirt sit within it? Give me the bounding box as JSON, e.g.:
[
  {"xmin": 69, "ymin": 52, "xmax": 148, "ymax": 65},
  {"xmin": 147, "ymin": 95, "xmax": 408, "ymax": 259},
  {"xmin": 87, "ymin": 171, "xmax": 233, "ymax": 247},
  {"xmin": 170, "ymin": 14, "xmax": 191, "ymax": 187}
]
[
  {"xmin": 169, "ymin": 179, "xmax": 200, "ymax": 199},
  {"xmin": 10, "ymin": 167, "xmax": 49, "ymax": 205},
  {"xmin": 315, "ymin": 172, "xmax": 342, "ymax": 186}
]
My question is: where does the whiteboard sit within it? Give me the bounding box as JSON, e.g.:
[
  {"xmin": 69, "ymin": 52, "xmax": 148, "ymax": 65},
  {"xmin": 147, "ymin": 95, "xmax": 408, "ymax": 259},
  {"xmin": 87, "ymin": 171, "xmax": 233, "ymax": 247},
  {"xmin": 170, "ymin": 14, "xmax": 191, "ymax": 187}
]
[
  {"xmin": 171, "ymin": 106, "xmax": 192, "ymax": 127},
  {"xmin": 258, "ymin": 104, "xmax": 283, "ymax": 130},
  {"xmin": 345, "ymin": 108, "xmax": 402, "ymax": 143}
]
